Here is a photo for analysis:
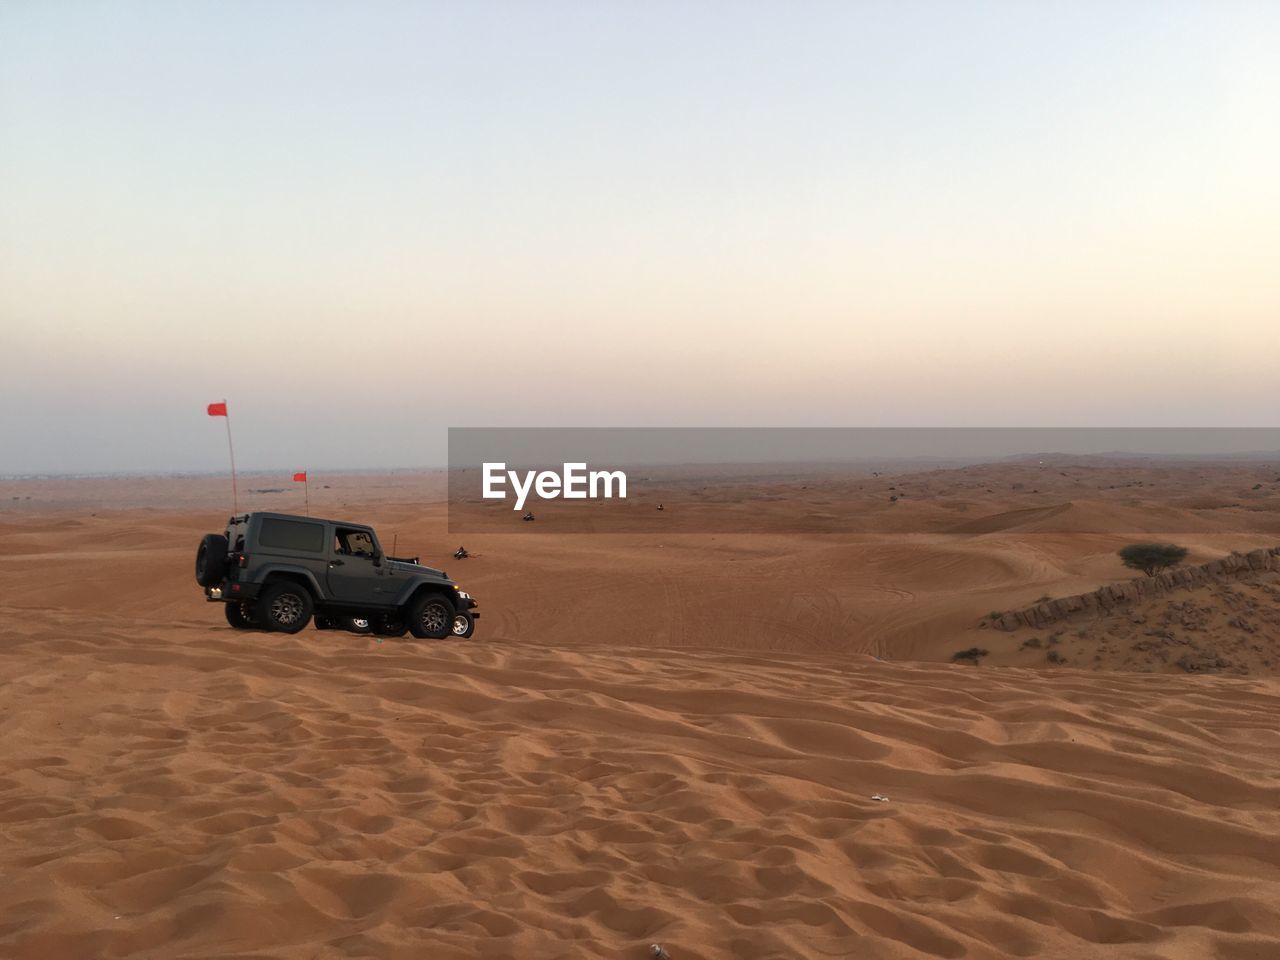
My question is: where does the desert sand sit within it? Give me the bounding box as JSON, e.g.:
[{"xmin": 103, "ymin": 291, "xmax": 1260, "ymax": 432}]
[{"xmin": 2, "ymin": 462, "xmax": 1279, "ymax": 958}]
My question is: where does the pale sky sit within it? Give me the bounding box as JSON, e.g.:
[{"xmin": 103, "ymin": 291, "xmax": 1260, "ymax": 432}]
[{"xmin": 1, "ymin": 0, "xmax": 1277, "ymax": 473}]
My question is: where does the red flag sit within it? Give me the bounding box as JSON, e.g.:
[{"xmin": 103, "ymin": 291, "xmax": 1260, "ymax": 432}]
[
  {"xmin": 293, "ymin": 472, "xmax": 307, "ymax": 482},
  {"xmin": 207, "ymin": 402, "xmax": 228, "ymax": 417}
]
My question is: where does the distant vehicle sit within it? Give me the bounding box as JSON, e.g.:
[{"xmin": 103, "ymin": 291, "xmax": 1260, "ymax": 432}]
[{"xmin": 194, "ymin": 512, "xmax": 478, "ymax": 639}]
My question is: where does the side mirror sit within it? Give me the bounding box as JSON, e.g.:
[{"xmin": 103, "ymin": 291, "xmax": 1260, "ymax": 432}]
[{"xmin": 371, "ymin": 550, "xmax": 383, "ymax": 567}]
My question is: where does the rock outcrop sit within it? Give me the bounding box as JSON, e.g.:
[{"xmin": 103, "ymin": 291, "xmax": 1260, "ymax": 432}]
[{"xmin": 991, "ymin": 547, "xmax": 1280, "ymax": 632}]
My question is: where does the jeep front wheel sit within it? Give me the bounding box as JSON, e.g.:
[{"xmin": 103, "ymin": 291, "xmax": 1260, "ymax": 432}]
[
  {"xmin": 407, "ymin": 594, "xmax": 452, "ymax": 639},
  {"xmin": 258, "ymin": 582, "xmax": 314, "ymax": 634},
  {"xmin": 450, "ymin": 609, "xmax": 475, "ymax": 639}
]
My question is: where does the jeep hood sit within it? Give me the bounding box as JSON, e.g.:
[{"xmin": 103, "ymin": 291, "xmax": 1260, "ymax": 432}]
[{"xmin": 390, "ymin": 559, "xmax": 447, "ymax": 579}]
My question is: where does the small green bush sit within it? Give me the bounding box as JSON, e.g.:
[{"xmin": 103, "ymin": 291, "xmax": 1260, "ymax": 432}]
[{"xmin": 1119, "ymin": 542, "xmax": 1188, "ymax": 577}]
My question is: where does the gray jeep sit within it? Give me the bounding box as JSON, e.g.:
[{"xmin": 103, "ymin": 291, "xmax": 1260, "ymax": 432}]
[{"xmin": 194, "ymin": 512, "xmax": 478, "ymax": 639}]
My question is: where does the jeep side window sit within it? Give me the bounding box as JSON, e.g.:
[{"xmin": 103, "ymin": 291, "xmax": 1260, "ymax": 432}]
[
  {"xmin": 334, "ymin": 528, "xmax": 375, "ymax": 557},
  {"xmin": 258, "ymin": 517, "xmax": 325, "ymax": 553}
]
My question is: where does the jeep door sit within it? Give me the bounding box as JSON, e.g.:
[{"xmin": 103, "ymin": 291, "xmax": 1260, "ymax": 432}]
[{"xmin": 325, "ymin": 526, "xmax": 388, "ymax": 606}]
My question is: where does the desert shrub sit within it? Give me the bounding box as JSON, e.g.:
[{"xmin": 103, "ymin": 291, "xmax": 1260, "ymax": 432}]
[
  {"xmin": 952, "ymin": 647, "xmax": 989, "ymax": 664},
  {"xmin": 1119, "ymin": 542, "xmax": 1189, "ymax": 577},
  {"xmin": 1021, "ymin": 637, "xmax": 1042, "ymax": 649},
  {"xmin": 989, "ymin": 610, "xmax": 1004, "ymax": 620},
  {"xmin": 1046, "ymin": 650, "xmax": 1065, "ymax": 664}
]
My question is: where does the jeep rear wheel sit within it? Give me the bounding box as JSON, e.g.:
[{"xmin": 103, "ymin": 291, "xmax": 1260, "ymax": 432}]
[
  {"xmin": 196, "ymin": 534, "xmax": 229, "ymax": 587},
  {"xmin": 407, "ymin": 594, "xmax": 453, "ymax": 639},
  {"xmin": 258, "ymin": 582, "xmax": 314, "ymax": 634},
  {"xmin": 372, "ymin": 615, "xmax": 407, "ymax": 638},
  {"xmin": 224, "ymin": 601, "xmax": 258, "ymax": 630}
]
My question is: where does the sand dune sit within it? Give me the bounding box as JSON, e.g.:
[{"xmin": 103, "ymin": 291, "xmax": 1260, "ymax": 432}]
[
  {"xmin": 974, "ymin": 572, "xmax": 1280, "ymax": 675},
  {"xmin": 4, "ymin": 617, "xmax": 1280, "ymax": 959},
  {"xmin": 3, "ymin": 463, "xmax": 1280, "ymax": 956}
]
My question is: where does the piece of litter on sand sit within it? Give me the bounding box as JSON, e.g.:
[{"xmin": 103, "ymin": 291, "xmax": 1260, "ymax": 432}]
[
  {"xmin": 871, "ymin": 793, "xmax": 890, "ymax": 802},
  {"xmin": 650, "ymin": 945, "xmax": 671, "ymax": 960}
]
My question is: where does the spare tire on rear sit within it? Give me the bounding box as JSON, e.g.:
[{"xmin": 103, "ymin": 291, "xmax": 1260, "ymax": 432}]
[{"xmin": 195, "ymin": 534, "xmax": 229, "ymax": 586}]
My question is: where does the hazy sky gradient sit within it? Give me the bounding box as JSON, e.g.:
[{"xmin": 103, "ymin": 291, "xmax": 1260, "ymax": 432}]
[{"xmin": 2, "ymin": 1, "xmax": 1277, "ymax": 472}]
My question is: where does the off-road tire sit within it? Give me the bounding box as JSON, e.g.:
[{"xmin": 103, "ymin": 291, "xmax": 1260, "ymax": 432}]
[
  {"xmin": 450, "ymin": 609, "xmax": 475, "ymax": 639},
  {"xmin": 407, "ymin": 594, "xmax": 453, "ymax": 639},
  {"xmin": 372, "ymin": 615, "xmax": 407, "ymax": 638},
  {"xmin": 196, "ymin": 534, "xmax": 229, "ymax": 587},
  {"xmin": 258, "ymin": 581, "xmax": 314, "ymax": 634},
  {"xmin": 346, "ymin": 617, "xmax": 373, "ymax": 635},
  {"xmin": 224, "ymin": 601, "xmax": 257, "ymax": 630}
]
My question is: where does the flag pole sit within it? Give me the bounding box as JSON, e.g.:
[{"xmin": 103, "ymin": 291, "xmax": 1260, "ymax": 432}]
[
  {"xmin": 304, "ymin": 472, "xmax": 310, "ymax": 517},
  {"xmin": 223, "ymin": 399, "xmax": 239, "ymax": 514}
]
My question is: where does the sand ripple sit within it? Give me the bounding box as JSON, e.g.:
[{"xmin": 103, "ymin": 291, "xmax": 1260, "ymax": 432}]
[{"xmin": 3, "ymin": 614, "xmax": 1280, "ymax": 958}]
